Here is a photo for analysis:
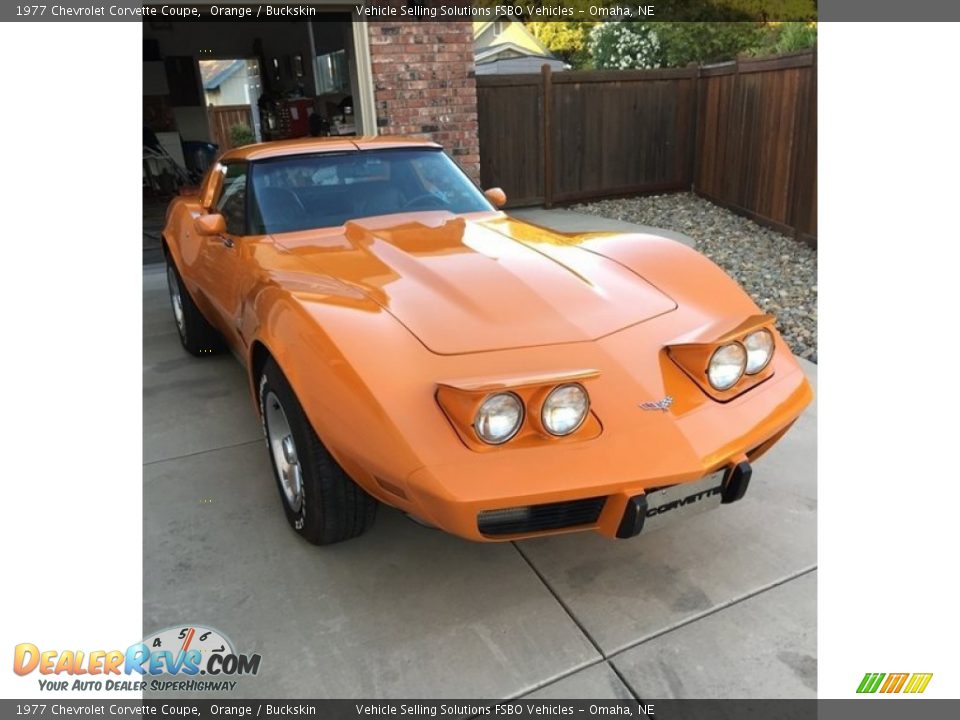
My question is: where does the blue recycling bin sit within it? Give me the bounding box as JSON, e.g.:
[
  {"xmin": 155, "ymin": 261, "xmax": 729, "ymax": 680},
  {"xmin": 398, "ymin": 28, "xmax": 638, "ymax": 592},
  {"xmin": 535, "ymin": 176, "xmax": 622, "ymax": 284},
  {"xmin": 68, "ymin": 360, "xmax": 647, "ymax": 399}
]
[{"xmin": 182, "ymin": 141, "xmax": 219, "ymax": 177}]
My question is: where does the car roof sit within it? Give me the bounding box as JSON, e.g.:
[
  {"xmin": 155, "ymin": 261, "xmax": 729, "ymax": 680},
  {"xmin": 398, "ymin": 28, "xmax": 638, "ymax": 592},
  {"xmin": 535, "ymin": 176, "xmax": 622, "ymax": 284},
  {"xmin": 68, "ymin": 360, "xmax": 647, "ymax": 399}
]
[{"xmin": 219, "ymin": 136, "xmax": 442, "ymax": 163}]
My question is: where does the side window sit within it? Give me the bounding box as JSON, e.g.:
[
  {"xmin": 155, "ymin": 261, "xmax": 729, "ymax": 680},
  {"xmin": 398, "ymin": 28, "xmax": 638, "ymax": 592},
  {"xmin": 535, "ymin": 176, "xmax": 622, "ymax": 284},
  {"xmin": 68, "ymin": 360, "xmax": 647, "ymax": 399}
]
[{"xmin": 216, "ymin": 163, "xmax": 248, "ymax": 234}]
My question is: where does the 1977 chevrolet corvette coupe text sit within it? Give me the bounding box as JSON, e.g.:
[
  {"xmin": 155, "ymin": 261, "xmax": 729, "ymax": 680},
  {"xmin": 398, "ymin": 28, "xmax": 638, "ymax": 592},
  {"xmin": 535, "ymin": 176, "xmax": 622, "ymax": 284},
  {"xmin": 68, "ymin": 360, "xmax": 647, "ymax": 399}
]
[{"xmin": 162, "ymin": 137, "xmax": 812, "ymax": 545}]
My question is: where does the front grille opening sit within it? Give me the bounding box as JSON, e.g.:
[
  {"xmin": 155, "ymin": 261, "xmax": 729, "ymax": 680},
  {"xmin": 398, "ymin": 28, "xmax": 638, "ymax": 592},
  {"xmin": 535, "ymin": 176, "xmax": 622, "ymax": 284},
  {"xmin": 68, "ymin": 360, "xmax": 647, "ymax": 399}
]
[{"xmin": 478, "ymin": 496, "xmax": 606, "ymax": 536}]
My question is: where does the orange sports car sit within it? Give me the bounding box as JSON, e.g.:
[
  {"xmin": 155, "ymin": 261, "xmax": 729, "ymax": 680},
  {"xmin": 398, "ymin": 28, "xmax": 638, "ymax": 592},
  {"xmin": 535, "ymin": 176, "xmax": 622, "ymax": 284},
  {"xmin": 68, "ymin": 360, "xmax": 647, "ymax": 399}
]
[{"xmin": 162, "ymin": 137, "xmax": 812, "ymax": 545}]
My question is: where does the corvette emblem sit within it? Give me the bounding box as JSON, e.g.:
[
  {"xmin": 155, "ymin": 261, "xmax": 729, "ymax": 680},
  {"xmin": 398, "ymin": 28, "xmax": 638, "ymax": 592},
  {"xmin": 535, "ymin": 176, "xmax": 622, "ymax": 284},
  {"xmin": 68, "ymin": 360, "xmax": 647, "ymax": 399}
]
[{"xmin": 640, "ymin": 396, "xmax": 674, "ymax": 412}]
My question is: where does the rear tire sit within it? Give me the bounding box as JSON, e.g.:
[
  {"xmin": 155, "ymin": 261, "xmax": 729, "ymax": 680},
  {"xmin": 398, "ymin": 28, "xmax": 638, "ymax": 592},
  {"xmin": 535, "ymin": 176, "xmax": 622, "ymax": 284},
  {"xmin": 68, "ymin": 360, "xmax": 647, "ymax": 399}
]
[
  {"xmin": 258, "ymin": 358, "xmax": 377, "ymax": 545},
  {"xmin": 165, "ymin": 256, "xmax": 222, "ymax": 356}
]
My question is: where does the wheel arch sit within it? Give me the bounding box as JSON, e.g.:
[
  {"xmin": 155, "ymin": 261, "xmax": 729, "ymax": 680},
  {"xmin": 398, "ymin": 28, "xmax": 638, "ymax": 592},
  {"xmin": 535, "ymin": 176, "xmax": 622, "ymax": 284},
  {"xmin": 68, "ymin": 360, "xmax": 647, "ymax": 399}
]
[
  {"xmin": 160, "ymin": 233, "xmax": 177, "ymax": 268},
  {"xmin": 242, "ymin": 289, "xmax": 426, "ymax": 509},
  {"xmin": 247, "ymin": 338, "xmax": 273, "ymax": 413},
  {"xmin": 160, "ymin": 195, "xmax": 198, "ymax": 275}
]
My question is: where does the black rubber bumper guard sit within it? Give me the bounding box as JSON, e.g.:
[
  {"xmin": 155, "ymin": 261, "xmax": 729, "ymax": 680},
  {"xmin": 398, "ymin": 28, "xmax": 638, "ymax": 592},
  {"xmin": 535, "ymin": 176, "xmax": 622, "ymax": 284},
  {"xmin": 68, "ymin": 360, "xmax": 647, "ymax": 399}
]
[{"xmin": 616, "ymin": 461, "xmax": 753, "ymax": 539}]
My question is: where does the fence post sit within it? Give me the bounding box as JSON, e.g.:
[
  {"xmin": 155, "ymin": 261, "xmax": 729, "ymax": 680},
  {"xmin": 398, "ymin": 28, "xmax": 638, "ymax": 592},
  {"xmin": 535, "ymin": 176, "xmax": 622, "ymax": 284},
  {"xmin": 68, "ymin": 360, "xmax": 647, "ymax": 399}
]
[
  {"xmin": 790, "ymin": 48, "xmax": 817, "ymax": 248},
  {"xmin": 541, "ymin": 63, "xmax": 554, "ymax": 208},
  {"xmin": 688, "ymin": 61, "xmax": 700, "ymax": 192},
  {"xmin": 731, "ymin": 55, "xmax": 742, "ymax": 200}
]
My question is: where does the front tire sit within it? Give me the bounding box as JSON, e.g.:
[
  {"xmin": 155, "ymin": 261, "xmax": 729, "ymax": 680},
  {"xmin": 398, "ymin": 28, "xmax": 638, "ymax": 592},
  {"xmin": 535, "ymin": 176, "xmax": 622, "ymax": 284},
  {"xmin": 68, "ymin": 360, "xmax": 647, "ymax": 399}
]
[
  {"xmin": 259, "ymin": 359, "xmax": 377, "ymax": 545},
  {"xmin": 165, "ymin": 256, "xmax": 222, "ymax": 356}
]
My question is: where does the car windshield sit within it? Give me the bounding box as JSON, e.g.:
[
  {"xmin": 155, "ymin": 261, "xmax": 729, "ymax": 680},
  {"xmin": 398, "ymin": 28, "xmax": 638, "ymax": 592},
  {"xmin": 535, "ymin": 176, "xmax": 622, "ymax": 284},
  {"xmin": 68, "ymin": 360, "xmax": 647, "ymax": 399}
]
[{"xmin": 249, "ymin": 148, "xmax": 493, "ymax": 233}]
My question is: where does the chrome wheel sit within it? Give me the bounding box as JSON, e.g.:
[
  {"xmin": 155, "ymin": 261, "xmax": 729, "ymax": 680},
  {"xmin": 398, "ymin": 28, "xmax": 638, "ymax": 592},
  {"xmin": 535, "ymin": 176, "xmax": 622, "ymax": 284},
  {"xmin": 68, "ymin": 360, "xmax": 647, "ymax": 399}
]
[
  {"xmin": 166, "ymin": 265, "xmax": 185, "ymax": 339},
  {"xmin": 264, "ymin": 391, "xmax": 304, "ymax": 513}
]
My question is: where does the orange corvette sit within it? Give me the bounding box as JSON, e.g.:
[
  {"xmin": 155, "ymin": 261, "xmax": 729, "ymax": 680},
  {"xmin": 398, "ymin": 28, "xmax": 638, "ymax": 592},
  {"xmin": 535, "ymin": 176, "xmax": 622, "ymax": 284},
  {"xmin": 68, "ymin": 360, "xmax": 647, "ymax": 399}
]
[{"xmin": 162, "ymin": 137, "xmax": 812, "ymax": 545}]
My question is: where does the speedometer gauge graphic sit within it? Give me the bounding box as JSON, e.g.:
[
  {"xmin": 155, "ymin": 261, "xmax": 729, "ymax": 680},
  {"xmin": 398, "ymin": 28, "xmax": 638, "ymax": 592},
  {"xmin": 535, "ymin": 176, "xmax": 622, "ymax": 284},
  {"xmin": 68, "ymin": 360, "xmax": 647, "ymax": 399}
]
[{"xmin": 144, "ymin": 625, "xmax": 235, "ymax": 671}]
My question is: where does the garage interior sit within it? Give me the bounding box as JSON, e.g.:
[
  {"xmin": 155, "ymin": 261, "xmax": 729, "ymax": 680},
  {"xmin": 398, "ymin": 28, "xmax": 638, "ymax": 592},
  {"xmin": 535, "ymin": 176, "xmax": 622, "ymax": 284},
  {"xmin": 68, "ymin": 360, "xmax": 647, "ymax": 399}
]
[{"xmin": 143, "ymin": 15, "xmax": 369, "ymax": 262}]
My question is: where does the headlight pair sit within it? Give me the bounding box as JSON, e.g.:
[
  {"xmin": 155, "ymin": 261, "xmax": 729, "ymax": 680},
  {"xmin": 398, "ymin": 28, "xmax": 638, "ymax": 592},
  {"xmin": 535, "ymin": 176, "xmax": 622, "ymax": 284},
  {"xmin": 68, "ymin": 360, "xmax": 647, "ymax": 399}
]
[
  {"xmin": 707, "ymin": 328, "xmax": 775, "ymax": 391},
  {"xmin": 475, "ymin": 383, "xmax": 590, "ymax": 445}
]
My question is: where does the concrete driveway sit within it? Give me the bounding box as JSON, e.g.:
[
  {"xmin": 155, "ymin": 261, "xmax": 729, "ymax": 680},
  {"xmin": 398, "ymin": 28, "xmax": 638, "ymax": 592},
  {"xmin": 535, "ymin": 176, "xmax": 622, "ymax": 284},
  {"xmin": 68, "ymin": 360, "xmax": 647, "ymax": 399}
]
[{"xmin": 143, "ymin": 229, "xmax": 816, "ymax": 698}]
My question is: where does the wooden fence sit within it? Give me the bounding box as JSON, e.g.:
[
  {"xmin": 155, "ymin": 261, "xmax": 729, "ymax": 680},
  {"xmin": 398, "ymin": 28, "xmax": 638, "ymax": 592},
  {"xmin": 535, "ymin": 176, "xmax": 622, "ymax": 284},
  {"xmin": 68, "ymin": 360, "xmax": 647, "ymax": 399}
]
[
  {"xmin": 477, "ymin": 50, "xmax": 817, "ymax": 247},
  {"xmin": 207, "ymin": 104, "xmax": 254, "ymax": 152}
]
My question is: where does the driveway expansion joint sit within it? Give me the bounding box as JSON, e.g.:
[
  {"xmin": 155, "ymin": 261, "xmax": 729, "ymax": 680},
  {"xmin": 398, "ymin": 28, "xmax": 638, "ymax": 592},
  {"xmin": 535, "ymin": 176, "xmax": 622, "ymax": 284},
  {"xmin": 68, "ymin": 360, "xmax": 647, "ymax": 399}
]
[
  {"xmin": 143, "ymin": 438, "xmax": 263, "ymax": 467},
  {"xmin": 510, "ymin": 542, "xmax": 642, "ymax": 701},
  {"xmin": 512, "ymin": 541, "xmax": 606, "ymax": 657},
  {"xmin": 606, "ymin": 564, "xmax": 818, "ymax": 661}
]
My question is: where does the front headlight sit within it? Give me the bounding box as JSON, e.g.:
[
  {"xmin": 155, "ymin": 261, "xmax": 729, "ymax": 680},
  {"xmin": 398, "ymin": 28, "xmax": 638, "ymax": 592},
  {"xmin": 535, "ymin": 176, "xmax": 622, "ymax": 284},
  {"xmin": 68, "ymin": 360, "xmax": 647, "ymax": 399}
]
[
  {"xmin": 474, "ymin": 392, "xmax": 524, "ymax": 444},
  {"xmin": 708, "ymin": 343, "xmax": 747, "ymax": 390},
  {"xmin": 743, "ymin": 329, "xmax": 774, "ymax": 374},
  {"xmin": 541, "ymin": 384, "xmax": 590, "ymax": 436}
]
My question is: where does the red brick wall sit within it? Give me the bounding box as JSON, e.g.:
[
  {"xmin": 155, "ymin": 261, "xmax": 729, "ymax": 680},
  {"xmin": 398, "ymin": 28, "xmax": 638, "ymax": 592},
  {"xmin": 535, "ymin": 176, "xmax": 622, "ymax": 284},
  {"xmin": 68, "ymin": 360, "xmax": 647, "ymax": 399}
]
[{"xmin": 367, "ymin": 22, "xmax": 481, "ymax": 182}]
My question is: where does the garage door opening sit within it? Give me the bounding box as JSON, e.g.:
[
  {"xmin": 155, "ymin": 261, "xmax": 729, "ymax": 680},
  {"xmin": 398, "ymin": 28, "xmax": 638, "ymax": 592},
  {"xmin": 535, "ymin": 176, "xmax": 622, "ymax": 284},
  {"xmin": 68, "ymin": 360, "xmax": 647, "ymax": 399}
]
[{"xmin": 199, "ymin": 58, "xmax": 263, "ymax": 149}]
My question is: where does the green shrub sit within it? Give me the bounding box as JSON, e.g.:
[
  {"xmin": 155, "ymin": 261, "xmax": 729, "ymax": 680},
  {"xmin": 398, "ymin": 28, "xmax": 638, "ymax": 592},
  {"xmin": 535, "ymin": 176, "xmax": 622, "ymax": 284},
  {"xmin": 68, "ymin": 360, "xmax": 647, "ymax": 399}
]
[
  {"xmin": 229, "ymin": 123, "xmax": 255, "ymax": 148},
  {"xmin": 583, "ymin": 17, "xmax": 816, "ymax": 71},
  {"xmin": 655, "ymin": 22, "xmax": 766, "ymax": 66},
  {"xmin": 771, "ymin": 22, "xmax": 817, "ymax": 53},
  {"xmin": 586, "ymin": 21, "xmax": 767, "ymax": 70},
  {"xmin": 588, "ymin": 22, "xmax": 664, "ymax": 70}
]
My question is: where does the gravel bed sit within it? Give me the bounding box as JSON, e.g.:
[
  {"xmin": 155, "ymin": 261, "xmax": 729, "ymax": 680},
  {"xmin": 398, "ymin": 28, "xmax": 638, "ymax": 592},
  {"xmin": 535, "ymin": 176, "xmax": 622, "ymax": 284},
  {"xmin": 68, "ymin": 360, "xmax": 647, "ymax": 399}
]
[{"xmin": 573, "ymin": 192, "xmax": 818, "ymax": 362}]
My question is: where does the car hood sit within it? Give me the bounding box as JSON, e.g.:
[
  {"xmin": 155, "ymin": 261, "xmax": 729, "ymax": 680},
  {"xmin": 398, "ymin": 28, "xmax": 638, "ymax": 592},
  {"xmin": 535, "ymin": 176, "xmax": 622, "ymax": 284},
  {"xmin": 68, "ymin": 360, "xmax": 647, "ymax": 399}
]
[{"xmin": 273, "ymin": 212, "xmax": 676, "ymax": 355}]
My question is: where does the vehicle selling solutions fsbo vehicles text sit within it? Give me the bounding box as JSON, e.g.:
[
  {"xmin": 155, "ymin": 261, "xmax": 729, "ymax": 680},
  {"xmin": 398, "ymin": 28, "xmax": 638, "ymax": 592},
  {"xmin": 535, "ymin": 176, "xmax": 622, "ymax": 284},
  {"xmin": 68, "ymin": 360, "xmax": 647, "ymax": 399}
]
[
  {"xmin": 353, "ymin": 5, "xmax": 656, "ymax": 18},
  {"xmin": 353, "ymin": 704, "xmax": 656, "ymax": 716}
]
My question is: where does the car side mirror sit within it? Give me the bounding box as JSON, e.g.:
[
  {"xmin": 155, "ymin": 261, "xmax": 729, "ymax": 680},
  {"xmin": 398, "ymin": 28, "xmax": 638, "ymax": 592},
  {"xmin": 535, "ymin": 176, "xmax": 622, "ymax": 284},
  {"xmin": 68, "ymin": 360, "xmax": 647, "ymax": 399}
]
[
  {"xmin": 200, "ymin": 164, "xmax": 225, "ymax": 210},
  {"xmin": 195, "ymin": 213, "xmax": 227, "ymax": 236},
  {"xmin": 484, "ymin": 187, "xmax": 507, "ymax": 208}
]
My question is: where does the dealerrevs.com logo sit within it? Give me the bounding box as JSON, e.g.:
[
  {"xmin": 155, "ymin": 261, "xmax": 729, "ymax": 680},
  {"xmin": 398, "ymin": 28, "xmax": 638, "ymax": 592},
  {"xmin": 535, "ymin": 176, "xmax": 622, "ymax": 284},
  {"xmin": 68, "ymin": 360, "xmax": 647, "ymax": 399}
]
[
  {"xmin": 857, "ymin": 672, "xmax": 933, "ymax": 694},
  {"xmin": 13, "ymin": 625, "xmax": 261, "ymax": 693}
]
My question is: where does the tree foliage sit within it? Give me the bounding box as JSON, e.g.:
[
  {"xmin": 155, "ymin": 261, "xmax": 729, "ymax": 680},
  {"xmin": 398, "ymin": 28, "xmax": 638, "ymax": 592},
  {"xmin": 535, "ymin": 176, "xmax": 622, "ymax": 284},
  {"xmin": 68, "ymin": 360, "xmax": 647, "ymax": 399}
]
[
  {"xmin": 527, "ymin": 21, "xmax": 597, "ymax": 67},
  {"xmin": 655, "ymin": 22, "xmax": 767, "ymax": 66},
  {"xmin": 521, "ymin": 1, "xmax": 816, "ymax": 70},
  {"xmin": 768, "ymin": 21, "xmax": 818, "ymax": 53},
  {"xmin": 584, "ymin": 20, "xmax": 816, "ymax": 71},
  {"xmin": 588, "ymin": 23, "xmax": 664, "ymax": 70}
]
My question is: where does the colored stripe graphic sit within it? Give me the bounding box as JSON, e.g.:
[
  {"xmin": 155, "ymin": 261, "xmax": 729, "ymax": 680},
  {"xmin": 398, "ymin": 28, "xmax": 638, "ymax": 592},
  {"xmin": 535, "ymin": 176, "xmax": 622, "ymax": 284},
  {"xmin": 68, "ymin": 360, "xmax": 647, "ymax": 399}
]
[
  {"xmin": 880, "ymin": 673, "xmax": 909, "ymax": 693},
  {"xmin": 903, "ymin": 673, "xmax": 933, "ymax": 694},
  {"xmin": 857, "ymin": 672, "xmax": 933, "ymax": 694},
  {"xmin": 857, "ymin": 673, "xmax": 885, "ymax": 693}
]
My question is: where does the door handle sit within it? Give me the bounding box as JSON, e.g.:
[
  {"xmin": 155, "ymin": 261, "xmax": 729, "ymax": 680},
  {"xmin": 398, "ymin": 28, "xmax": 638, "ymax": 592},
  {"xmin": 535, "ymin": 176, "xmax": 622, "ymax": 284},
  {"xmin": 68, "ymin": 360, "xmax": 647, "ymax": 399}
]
[{"xmin": 220, "ymin": 235, "xmax": 235, "ymax": 249}]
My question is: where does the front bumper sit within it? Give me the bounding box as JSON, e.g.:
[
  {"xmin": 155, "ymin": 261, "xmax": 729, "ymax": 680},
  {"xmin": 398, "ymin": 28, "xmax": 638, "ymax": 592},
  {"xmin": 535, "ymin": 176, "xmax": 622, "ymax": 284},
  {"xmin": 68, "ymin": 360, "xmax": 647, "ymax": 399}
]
[
  {"xmin": 401, "ymin": 362, "xmax": 812, "ymax": 542},
  {"xmin": 615, "ymin": 460, "xmax": 751, "ymax": 538}
]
